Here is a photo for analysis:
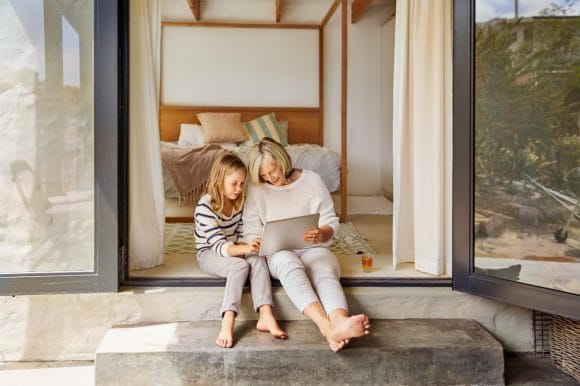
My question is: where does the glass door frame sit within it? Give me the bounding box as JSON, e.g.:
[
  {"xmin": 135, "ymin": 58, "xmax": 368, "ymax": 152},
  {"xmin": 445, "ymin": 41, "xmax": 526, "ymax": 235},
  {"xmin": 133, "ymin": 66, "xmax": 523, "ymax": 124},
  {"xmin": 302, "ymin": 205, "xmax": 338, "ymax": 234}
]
[
  {"xmin": 117, "ymin": 1, "xmax": 452, "ymax": 289},
  {"xmin": 452, "ymin": 0, "xmax": 580, "ymax": 320},
  {"xmin": 0, "ymin": 0, "xmax": 120, "ymax": 295}
]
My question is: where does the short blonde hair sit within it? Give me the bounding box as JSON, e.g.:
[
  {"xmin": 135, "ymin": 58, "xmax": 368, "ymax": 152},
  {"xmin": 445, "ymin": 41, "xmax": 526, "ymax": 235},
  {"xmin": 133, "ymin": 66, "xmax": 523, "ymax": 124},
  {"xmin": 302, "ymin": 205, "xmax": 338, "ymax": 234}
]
[
  {"xmin": 206, "ymin": 153, "xmax": 247, "ymax": 214},
  {"xmin": 247, "ymin": 137, "xmax": 292, "ymax": 185}
]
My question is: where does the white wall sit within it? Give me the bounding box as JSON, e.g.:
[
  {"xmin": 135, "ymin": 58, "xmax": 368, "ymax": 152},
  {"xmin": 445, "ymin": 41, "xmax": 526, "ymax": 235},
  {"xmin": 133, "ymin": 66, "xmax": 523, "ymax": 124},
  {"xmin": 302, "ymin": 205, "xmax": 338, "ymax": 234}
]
[
  {"xmin": 162, "ymin": 27, "xmax": 319, "ymax": 107},
  {"xmin": 381, "ymin": 19, "xmax": 395, "ymax": 199},
  {"xmin": 0, "ymin": 287, "xmax": 533, "ymax": 360},
  {"xmin": 324, "ymin": 5, "xmax": 393, "ymax": 196}
]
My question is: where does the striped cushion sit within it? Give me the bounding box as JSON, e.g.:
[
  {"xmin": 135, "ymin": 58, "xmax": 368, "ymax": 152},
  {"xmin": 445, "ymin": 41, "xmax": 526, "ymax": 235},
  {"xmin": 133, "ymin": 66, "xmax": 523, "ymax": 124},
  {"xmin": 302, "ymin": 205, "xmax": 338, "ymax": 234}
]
[{"xmin": 243, "ymin": 113, "xmax": 288, "ymax": 146}]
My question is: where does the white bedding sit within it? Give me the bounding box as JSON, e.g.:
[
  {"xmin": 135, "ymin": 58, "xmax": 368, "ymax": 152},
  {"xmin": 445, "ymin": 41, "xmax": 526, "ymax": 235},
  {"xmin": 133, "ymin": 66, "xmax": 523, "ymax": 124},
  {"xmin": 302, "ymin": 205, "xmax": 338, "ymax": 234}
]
[{"xmin": 162, "ymin": 142, "xmax": 341, "ymax": 199}]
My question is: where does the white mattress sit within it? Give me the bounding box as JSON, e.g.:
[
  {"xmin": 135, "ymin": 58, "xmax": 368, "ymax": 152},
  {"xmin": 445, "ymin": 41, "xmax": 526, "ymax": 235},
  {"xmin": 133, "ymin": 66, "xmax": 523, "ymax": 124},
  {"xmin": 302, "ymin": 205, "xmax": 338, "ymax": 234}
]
[{"xmin": 162, "ymin": 142, "xmax": 341, "ymax": 199}]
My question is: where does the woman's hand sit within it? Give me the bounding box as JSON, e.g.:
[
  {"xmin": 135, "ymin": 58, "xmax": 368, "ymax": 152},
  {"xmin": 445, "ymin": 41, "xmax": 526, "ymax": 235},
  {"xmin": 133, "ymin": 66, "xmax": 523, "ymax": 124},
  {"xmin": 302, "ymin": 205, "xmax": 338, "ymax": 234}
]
[{"xmin": 304, "ymin": 225, "xmax": 333, "ymax": 244}]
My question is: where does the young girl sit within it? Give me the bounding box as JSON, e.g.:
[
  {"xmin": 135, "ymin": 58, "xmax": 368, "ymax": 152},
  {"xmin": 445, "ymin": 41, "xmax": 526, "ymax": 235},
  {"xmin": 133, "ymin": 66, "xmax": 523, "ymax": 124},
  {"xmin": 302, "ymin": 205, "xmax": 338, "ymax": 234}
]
[{"xmin": 195, "ymin": 153, "xmax": 287, "ymax": 348}]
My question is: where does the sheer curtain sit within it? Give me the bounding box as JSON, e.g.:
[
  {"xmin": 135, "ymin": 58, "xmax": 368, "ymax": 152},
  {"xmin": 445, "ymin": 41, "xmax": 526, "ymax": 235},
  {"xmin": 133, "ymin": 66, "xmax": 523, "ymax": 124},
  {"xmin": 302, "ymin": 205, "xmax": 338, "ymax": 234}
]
[
  {"xmin": 392, "ymin": 0, "xmax": 453, "ymax": 275},
  {"xmin": 129, "ymin": 0, "xmax": 165, "ymax": 270}
]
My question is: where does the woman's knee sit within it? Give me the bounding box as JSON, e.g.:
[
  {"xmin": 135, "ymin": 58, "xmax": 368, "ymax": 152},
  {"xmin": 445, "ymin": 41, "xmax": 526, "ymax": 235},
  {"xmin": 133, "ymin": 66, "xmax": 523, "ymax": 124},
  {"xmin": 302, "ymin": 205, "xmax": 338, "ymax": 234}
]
[
  {"xmin": 269, "ymin": 251, "xmax": 304, "ymax": 276},
  {"xmin": 304, "ymin": 250, "xmax": 341, "ymax": 277}
]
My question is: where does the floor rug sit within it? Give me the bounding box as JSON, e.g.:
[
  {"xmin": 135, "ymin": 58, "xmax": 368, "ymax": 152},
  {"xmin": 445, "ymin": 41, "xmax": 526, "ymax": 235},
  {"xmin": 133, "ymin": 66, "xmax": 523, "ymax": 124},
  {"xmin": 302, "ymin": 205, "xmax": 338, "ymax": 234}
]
[{"xmin": 164, "ymin": 222, "xmax": 376, "ymax": 256}]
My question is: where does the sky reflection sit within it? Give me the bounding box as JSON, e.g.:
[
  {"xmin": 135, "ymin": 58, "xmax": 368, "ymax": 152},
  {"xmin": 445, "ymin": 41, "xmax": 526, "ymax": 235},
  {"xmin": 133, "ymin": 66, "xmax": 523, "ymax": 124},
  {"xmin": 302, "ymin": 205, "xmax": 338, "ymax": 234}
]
[{"xmin": 476, "ymin": 0, "xmax": 580, "ymax": 22}]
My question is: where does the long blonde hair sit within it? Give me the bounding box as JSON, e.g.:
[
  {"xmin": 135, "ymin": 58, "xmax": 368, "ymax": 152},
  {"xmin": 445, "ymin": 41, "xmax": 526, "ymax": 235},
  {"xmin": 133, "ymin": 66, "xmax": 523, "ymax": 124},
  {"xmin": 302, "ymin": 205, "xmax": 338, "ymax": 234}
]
[
  {"xmin": 247, "ymin": 137, "xmax": 292, "ymax": 185},
  {"xmin": 206, "ymin": 153, "xmax": 247, "ymax": 214}
]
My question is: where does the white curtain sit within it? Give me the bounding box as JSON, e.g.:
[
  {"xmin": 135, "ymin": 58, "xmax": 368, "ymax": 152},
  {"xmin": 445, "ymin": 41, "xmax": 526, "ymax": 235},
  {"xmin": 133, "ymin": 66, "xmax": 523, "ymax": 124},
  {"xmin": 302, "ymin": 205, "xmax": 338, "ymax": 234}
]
[
  {"xmin": 129, "ymin": 0, "xmax": 165, "ymax": 270},
  {"xmin": 392, "ymin": 0, "xmax": 453, "ymax": 275}
]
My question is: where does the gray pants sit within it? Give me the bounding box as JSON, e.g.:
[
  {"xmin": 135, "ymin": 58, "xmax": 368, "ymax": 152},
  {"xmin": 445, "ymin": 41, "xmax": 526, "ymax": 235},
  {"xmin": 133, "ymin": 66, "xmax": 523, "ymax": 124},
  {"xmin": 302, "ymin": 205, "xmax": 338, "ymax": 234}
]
[
  {"xmin": 197, "ymin": 249, "xmax": 273, "ymax": 316},
  {"xmin": 267, "ymin": 247, "xmax": 348, "ymax": 315}
]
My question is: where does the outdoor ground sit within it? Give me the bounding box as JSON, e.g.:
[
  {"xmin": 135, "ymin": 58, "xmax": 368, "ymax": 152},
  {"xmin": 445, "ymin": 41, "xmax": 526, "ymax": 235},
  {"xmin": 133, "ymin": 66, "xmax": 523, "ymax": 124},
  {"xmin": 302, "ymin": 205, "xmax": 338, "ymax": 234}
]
[
  {"xmin": 0, "ymin": 353, "xmax": 577, "ymax": 385},
  {"xmin": 474, "ymin": 181, "xmax": 580, "ymax": 294}
]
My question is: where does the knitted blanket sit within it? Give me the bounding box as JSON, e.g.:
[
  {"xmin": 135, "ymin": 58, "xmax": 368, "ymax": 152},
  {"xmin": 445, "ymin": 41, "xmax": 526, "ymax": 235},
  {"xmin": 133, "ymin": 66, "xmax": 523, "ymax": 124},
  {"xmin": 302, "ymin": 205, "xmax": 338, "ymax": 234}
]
[{"xmin": 161, "ymin": 144, "xmax": 229, "ymax": 206}]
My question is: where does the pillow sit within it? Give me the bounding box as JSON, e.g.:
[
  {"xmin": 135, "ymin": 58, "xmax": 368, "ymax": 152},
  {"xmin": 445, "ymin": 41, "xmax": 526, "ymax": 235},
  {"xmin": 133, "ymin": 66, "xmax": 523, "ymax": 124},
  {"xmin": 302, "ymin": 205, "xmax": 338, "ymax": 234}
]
[
  {"xmin": 220, "ymin": 142, "xmax": 239, "ymax": 151},
  {"xmin": 160, "ymin": 140, "xmax": 181, "ymax": 149},
  {"xmin": 178, "ymin": 123, "xmax": 205, "ymax": 148},
  {"xmin": 197, "ymin": 112, "xmax": 248, "ymax": 143},
  {"xmin": 244, "ymin": 113, "xmax": 288, "ymax": 146},
  {"xmin": 277, "ymin": 121, "xmax": 289, "ymax": 145}
]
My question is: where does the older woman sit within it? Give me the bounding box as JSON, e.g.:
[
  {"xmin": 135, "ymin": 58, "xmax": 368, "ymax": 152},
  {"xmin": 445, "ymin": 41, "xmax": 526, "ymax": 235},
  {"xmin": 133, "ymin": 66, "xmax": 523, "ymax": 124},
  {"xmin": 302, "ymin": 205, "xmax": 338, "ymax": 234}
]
[{"xmin": 243, "ymin": 137, "xmax": 370, "ymax": 352}]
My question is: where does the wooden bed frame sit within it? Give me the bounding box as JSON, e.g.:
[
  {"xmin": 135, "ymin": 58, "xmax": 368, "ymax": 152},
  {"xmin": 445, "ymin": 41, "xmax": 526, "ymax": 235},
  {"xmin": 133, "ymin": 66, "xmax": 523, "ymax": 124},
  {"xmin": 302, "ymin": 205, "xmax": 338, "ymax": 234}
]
[
  {"xmin": 159, "ymin": 105, "xmax": 322, "ymax": 145},
  {"xmin": 160, "ymin": 104, "xmax": 345, "ymax": 222}
]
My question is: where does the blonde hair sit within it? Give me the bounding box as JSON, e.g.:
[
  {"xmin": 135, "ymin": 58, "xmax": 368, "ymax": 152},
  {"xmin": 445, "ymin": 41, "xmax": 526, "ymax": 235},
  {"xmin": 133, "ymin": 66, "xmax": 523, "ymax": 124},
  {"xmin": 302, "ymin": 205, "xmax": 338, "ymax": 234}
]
[
  {"xmin": 206, "ymin": 153, "xmax": 247, "ymax": 214},
  {"xmin": 247, "ymin": 137, "xmax": 292, "ymax": 185}
]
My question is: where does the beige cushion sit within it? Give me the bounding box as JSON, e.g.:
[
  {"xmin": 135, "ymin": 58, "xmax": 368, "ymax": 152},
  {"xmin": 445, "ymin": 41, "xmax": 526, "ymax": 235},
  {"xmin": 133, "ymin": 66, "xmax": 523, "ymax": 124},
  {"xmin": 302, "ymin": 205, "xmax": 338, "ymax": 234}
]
[{"xmin": 197, "ymin": 112, "xmax": 248, "ymax": 143}]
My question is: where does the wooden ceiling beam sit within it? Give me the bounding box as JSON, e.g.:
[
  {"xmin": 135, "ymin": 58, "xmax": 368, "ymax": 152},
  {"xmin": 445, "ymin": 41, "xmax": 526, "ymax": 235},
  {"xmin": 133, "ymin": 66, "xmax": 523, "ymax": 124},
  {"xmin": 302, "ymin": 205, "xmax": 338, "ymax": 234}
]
[
  {"xmin": 351, "ymin": 0, "xmax": 371, "ymax": 24},
  {"xmin": 320, "ymin": 0, "xmax": 340, "ymax": 29},
  {"xmin": 162, "ymin": 21, "xmax": 319, "ymax": 30},
  {"xmin": 187, "ymin": 0, "xmax": 201, "ymax": 21},
  {"xmin": 276, "ymin": 0, "xmax": 282, "ymax": 23}
]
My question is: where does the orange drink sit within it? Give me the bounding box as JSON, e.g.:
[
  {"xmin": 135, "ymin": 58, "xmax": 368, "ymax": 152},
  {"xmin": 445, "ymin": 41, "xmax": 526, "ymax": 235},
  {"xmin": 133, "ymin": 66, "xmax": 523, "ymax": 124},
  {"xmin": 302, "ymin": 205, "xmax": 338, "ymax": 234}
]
[{"xmin": 361, "ymin": 254, "xmax": 373, "ymax": 272}]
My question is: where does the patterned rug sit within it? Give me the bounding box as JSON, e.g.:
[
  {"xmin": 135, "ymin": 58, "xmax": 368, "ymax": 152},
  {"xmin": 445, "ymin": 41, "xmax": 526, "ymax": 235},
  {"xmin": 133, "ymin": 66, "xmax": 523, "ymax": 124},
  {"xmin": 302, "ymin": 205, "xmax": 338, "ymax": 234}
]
[{"xmin": 164, "ymin": 221, "xmax": 376, "ymax": 256}]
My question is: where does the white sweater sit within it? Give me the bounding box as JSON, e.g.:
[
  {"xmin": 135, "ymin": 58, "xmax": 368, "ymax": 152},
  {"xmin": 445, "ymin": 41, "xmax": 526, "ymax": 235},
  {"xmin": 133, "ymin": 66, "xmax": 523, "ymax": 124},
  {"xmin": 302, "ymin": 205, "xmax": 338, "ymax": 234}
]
[{"xmin": 242, "ymin": 169, "xmax": 339, "ymax": 246}]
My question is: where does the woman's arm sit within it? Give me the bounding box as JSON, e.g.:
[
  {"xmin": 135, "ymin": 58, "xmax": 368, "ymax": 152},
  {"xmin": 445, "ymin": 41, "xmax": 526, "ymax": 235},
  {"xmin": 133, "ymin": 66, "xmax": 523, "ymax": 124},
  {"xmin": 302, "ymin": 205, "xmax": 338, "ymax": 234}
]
[
  {"xmin": 241, "ymin": 185, "xmax": 264, "ymax": 244},
  {"xmin": 312, "ymin": 172, "xmax": 339, "ymax": 239}
]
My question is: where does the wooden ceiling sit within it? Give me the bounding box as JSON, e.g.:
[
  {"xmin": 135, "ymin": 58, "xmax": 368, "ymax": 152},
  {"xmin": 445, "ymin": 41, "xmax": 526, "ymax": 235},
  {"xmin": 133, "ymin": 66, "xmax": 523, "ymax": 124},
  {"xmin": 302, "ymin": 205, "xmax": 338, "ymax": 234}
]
[{"xmin": 181, "ymin": 0, "xmax": 395, "ymax": 27}]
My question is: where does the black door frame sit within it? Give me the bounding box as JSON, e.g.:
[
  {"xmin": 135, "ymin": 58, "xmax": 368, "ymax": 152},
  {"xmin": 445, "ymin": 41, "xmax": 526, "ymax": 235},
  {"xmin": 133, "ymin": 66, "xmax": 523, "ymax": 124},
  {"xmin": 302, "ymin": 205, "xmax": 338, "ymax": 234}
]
[
  {"xmin": 0, "ymin": 0, "xmax": 120, "ymax": 295},
  {"xmin": 116, "ymin": 1, "xmax": 452, "ymax": 289},
  {"xmin": 452, "ymin": 0, "xmax": 580, "ymax": 320}
]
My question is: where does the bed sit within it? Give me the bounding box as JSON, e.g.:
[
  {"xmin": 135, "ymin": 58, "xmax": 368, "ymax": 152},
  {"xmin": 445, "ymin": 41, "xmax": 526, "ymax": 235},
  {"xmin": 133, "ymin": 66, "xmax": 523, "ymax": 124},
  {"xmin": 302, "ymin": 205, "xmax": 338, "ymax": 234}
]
[{"xmin": 159, "ymin": 105, "xmax": 342, "ymax": 222}]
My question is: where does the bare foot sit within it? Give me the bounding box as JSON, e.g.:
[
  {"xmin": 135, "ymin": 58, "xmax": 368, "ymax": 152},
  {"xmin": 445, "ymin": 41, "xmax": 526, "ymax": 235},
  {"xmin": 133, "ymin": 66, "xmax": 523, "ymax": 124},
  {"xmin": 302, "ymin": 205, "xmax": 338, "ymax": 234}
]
[
  {"xmin": 328, "ymin": 314, "xmax": 370, "ymax": 343},
  {"xmin": 216, "ymin": 312, "xmax": 235, "ymax": 348},
  {"xmin": 257, "ymin": 312, "xmax": 288, "ymax": 339},
  {"xmin": 326, "ymin": 336, "xmax": 347, "ymax": 352}
]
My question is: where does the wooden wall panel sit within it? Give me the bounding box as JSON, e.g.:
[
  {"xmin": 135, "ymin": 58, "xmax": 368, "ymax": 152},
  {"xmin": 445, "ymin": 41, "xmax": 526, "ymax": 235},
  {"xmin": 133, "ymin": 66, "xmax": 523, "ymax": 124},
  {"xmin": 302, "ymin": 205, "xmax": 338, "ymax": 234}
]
[{"xmin": 159, "ymin": 105, "xmax": 321, "ymax": 145}]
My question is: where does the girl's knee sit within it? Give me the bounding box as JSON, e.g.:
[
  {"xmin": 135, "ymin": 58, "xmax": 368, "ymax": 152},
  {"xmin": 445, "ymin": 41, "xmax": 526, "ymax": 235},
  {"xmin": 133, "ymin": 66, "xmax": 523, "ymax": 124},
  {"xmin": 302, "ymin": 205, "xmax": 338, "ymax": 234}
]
[
  {"xmin": 230, "ymin": 259, "xmax": 250, "ymax": 275},
  {"xmin": 246, "ymin": 255, "xmax": 267, "ymax": 269}
]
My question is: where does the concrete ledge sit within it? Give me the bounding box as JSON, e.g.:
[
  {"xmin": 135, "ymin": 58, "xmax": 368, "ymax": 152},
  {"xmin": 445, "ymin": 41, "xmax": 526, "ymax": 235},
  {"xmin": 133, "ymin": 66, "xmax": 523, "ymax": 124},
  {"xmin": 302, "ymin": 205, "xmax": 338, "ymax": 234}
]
[
  {"xmin": 95, "ymin": 319, "xmax": 505, "ymax": 386},
  {"xmin": 0, "ymin": 287, "xmax": 533, "ymax": 361}
]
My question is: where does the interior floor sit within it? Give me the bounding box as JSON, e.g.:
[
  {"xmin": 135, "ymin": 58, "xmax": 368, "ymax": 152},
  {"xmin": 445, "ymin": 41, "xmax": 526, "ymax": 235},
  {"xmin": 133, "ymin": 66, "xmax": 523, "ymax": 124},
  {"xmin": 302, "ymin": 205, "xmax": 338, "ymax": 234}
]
[{"xmin": 130, "ymin": 212, "xmax": 447, "ymax": 280}]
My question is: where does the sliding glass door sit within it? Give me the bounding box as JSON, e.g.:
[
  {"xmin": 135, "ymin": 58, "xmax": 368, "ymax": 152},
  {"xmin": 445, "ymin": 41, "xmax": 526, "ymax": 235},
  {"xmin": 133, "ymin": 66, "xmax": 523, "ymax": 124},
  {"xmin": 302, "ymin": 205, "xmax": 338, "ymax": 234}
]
[
  {"xmin": 453, "ymin": 0, "xmax": 580, "ymax": 319},
  {"xmin": 0, "ymin": 0, "xmax": 120, "ymax": 294}
]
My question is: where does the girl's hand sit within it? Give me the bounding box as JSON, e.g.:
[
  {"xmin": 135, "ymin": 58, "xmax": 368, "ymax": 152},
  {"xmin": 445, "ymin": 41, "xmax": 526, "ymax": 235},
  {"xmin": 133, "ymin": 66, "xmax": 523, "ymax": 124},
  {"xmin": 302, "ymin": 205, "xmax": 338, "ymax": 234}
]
[
  {"xmin": 230, "ymin": 239, "xmax": 260, "ymax": 258},
  {"xmin": 249, "ymin": 238, "xmax": 261, "ymax": 254}
]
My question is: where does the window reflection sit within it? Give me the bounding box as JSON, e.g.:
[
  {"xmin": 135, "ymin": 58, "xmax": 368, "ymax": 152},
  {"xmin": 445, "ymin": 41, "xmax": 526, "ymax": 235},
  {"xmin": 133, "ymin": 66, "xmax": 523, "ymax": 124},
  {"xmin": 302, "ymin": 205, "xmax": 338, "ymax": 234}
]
[
  {"xmin": 474, "ymin": 0, "xmax": 580, "ymax": 295},
  {"xmin": 0, "ymin": 0, "xmax": 94, "ymax": 273}
]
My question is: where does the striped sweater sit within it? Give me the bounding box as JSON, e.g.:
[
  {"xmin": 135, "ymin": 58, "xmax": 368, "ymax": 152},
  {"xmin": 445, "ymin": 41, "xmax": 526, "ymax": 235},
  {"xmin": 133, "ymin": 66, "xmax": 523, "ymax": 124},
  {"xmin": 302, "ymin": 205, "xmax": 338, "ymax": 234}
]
[{"xmin": 194, "ymin": 194, "xmax": 243, "ymax": 257}]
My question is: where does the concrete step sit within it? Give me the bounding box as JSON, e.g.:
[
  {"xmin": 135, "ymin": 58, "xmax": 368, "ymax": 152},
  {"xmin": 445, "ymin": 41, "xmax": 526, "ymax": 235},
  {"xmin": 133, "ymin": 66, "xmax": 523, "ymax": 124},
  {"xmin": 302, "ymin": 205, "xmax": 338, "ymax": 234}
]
[
  {"xmin": 95, "ymin": 318, "xmax": 504, "ymax": 386},
  {"xmin": 120, "ymin": 287, "xmax": 532, "ymax": 352}
]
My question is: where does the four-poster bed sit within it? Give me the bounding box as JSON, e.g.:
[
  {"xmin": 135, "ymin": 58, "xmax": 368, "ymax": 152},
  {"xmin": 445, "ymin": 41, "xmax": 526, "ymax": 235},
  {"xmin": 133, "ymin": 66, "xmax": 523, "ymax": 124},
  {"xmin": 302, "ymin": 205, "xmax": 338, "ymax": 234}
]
[{"xmin": 158, "ymin": 0, "xmax": 352, "ymax": 222}]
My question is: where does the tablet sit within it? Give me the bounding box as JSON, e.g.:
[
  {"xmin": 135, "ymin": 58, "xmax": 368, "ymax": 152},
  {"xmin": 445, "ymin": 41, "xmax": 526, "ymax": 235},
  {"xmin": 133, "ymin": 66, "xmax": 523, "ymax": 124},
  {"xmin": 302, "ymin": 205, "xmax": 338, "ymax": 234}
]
[{"xmin": 259, "ymin": 213, "xmax": 320, "ymax": 256}]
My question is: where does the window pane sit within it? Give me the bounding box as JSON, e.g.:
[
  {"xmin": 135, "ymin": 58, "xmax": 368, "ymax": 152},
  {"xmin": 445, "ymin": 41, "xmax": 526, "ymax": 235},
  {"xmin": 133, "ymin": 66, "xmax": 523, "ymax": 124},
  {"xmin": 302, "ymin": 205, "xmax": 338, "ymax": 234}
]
[
  {"xmin": 474, "ymin": 0, "xmax": 580, "ymax": 294},
  {"xmin": 0, "ymin": 0, "xmax": 94, "ymax": 273}
]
